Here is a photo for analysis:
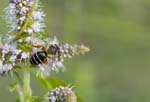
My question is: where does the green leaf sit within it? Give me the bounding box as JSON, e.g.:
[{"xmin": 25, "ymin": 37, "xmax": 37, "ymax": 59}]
[
  {"xmin": 37, "ymin": 77, "xmax": 67, "ymax": 90},
  {"xmin": 37, "ymin": 77, "xmax": 83, "ymax": 102},
  {"xmin": 9, "ymin": 82, "xmax": 20, "ymax": 92},
  {"xmin": 17, "ymin": 42, "xmax": 33, "ymax": 52},
  {"xmin": 16, "ymin": 97, "xmax": 20, "ymax": 102},
  {"xmin": 38, "ymin": 32, "xmax": 48, "ymax": 39}
]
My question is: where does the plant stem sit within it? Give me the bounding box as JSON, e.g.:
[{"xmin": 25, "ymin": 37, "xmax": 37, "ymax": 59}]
[
  {"xmin": 24, "ymin": 62, "xmax": 32, "ymax": 102},
  {"xmin": 17, "ymin": 85, "xmax": 24, "ymax": 102},
  {"xmin": 14, "ymin": 72, "xmax": 24, "ymax": 102}
]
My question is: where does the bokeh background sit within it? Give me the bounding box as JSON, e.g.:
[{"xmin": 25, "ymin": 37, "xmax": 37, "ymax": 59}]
[{"xmin": 1, "ymin": 0, "xmax": 150, "ymax": 102}]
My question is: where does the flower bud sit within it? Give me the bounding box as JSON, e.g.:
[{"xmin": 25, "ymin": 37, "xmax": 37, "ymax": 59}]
[{"xmin": 48, "ymin": 86, "xmax": 77, "ymax": 102}]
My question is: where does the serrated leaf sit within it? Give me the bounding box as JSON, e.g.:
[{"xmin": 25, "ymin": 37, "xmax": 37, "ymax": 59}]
[{"xmin": 37, "ymin": 77, "xmax": 67, "ymax": 90}]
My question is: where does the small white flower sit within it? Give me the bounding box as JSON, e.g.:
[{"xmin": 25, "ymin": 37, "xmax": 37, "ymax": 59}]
[
  {"xmin": 25, "ymin": 37, "xmax": 32, "ymax": 42},
  {"xmin": 8, "ymin": 4, "xmax": 16, "ymax": 20},
  {"xmin": 49, "ymin": 60, "xmax": 64, "ymax": 71},
  {"xmin": 9, "ymin": 3, "xmax": 16, "ymax": 9},
  {"xmin": 17, "ymin": 39, "xmax": 23, "ymax": 43},
  {"xmin": 25, "ymin": 37, "xmax": 45, "ymax": 47},
  {"xmin": 32, "ymin": 11, "xmax": 45, "ymax": 20},
  {"xmin": 25, "ymin": 28, "xmax": 33, "ymax": 34},
  {"xmin": 19, "ymin": 16, "xmax": 26, "ymax": 24},
  {"xmin": 31, "ymin": 21, "xmax": 45, "ymax": 32},
  {"xmin": 11, "ymin": 23, "xmax": 18, "ymax": 30},
  {"xmin": 18, "ymin": 3, "xmax": 23, "ymax": 8},
  {"xmin": 22, "ymin": 1, "xmax": 27, "ymax": 5},
  {"xmin": 20, "ymin": 7, "xmax": 28, "ymax": 14},
  {"xmin": 9, "ymin": 55, "xmax": 17, "ymax": 62},
  {"xmin": 21, "ymin": 52, "xmax": 30, "ymax": 59},
  {"xmin": 2, "ymin": 43, "xmax": 12, "ymax": 54},
  {"xmin": 17, "ymin": 26, "xmax": 21, "ymax": 30},
  {"xmin": 31, "ymin": 38, "xmax": 45, "ymax": 47},
  {"xmin": 47, "ymin": 37, "xmax": 59, "ymax": 45},
  {"xmin": 28, "ymin": 1, "xmax": 34, "ymax": 7},
  {"xmin": 6, "ymin": 64, "xmax": 13, "ymax": 71},
  {"xmin": 8, "ymin": 43, "xmax": 19, "ymax": 53},
  {"xmin": 0, "ymin": 61, "xmax": 13, "ymax": 74},
  {"xmin": 37, "ymin": 59, "xmax": 64, "ymax": 77},
  {"xmin": 50, "ymin": 96, "xmax": 56, "ymax": 102}
]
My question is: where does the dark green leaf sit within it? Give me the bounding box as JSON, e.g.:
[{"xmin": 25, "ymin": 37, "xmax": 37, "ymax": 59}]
[
  {"xmin": 37, "ymin": 77, "xmax": 67, "ymax": 90},
  {"xmin": 38, "ymin": 77, "xmax": 83, "ymax": 102},
  {"xmin": 16, "ymin": 97, "xmax": 20, "ymax": 102}
]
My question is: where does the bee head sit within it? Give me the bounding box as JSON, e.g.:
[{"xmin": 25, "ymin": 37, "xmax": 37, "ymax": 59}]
[{"xmin": 47, "ymin": 44, "xmax": 60, "ymax": 55}]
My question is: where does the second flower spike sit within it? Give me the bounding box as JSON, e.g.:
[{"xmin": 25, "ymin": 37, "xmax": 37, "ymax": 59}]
[{"xmin": 30, "ymin": 37, "xmax": 90, "ymax": 77}]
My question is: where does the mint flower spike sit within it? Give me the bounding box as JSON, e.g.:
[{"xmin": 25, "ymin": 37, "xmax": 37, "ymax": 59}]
[
  {"xmin": 0, "ymin": 42, "xmax": 21, "ymax": 74},
  {"xmin": 6, "ymin": 0, "xmax": 45, "ymax": 37},
  {"xmin": 35, "ymin": 37, "xmax": 90, "ymax": 77},
  {"xmin": 48, "ymin": 86, "xmax": 77, "ymax": 102}
]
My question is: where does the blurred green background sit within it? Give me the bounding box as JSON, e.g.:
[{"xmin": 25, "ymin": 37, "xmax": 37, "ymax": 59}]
[{"xmin": 1, "ymin": 0, "xmax": 150, "ymax": 102}]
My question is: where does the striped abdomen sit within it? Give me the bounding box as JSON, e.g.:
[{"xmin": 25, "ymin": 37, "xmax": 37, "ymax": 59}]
[{"xmin": 30, "ymin": 51, "xmax": 47, "ymax": 65}]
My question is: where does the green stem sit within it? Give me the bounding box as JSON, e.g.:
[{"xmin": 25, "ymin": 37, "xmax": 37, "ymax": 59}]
[
  {"xmin": 14, "ymin": 0, "xmax": 39, "ymax": 41},
  {"xmin": 14, "ymin": 72, "xmax": 24, "ymax": 102},
  {"xmin": 17, "ymin": 85, "xmax": 24, "ymax": 102},
  {"xmin": 24, "ymin": 63, "xmax": 32, "ymax": 102}
]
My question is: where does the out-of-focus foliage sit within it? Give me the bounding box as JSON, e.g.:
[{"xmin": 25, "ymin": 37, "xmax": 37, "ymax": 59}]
[{"xmin": 1, "ymin": 0, "xmax": 150, "ymax": 102}]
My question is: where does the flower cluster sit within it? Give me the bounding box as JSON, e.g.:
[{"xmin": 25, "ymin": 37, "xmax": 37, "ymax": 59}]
[
  {"xmin": 0, "ymin": 0, "xmax": 46, "ymax": 75},
  {"xmin": 35, "ymin": 37, "xmax": 90, "ymax": 77},
  {"xmin": 0, "ymin": 0, "xmax": 89, "ymax": 77},
  {"xmin": 0, "ymin": 42, "xmax": 28, "ymax": 74},
  {"xmin": 1, "ymin": 0, "xmax": 90, "ymax": 101},
  {"xmin": 48, "ymin": 86, "xmax": 77, "ymax": 102},
  {"xmin": 7, "ymin": 0, "xmax": 45, "ymax": 34}
]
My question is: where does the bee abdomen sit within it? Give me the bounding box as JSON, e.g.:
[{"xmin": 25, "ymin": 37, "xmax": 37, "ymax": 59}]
[{"xmin": 30, "ymin": 51, "xmax": 47, "ymax": 65}]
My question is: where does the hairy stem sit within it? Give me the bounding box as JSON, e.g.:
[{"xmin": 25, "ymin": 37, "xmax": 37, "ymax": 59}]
[
  {"xmin": 24, "ymin": 62, "xmax": 32, "ymax": 102},
  {"xmin": 14, "ymin": 72, "xmax": 24, "ymax": 102},
  {"xmin": 17, "ymin": 85, "xmax": 24, "ymax": 102}
]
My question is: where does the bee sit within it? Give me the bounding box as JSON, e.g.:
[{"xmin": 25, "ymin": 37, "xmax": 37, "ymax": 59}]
[{"xmin": 30, "ymin": 44, "xmax": 60, "ymax": 65}]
